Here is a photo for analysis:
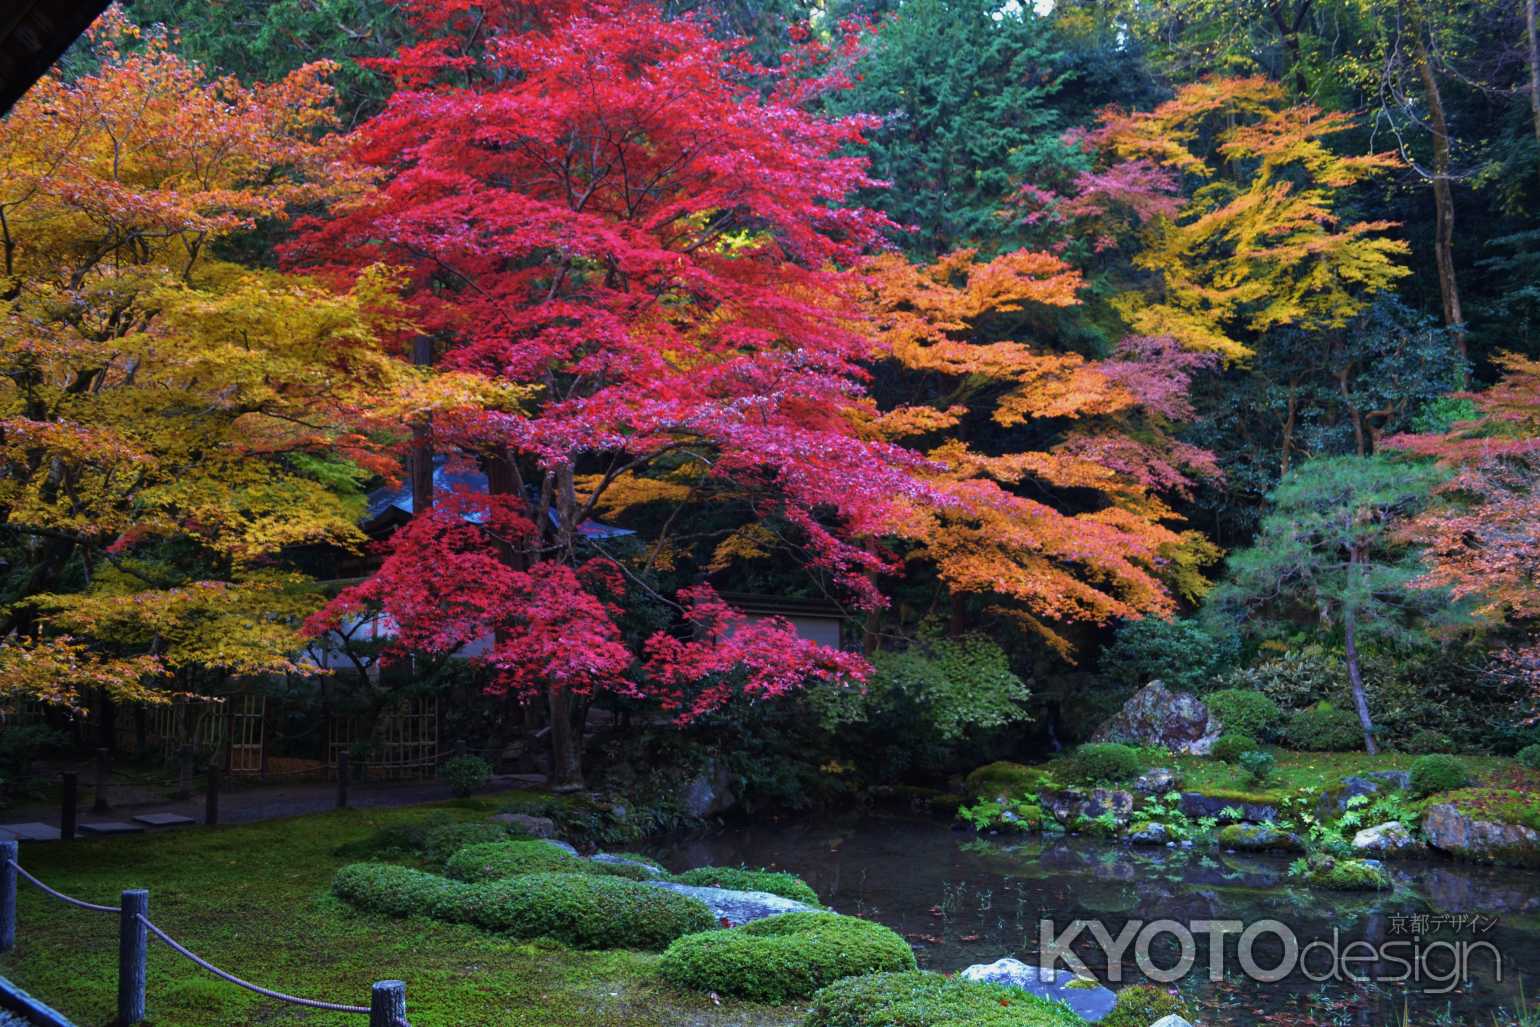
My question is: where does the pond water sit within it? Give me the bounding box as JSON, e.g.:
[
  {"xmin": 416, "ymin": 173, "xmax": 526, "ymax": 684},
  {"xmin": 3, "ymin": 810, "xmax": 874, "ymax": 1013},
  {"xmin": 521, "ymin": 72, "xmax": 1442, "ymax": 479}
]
[{"xmin": 649, "ymin": 813, "xmax": 1540, "ymax": 1026}]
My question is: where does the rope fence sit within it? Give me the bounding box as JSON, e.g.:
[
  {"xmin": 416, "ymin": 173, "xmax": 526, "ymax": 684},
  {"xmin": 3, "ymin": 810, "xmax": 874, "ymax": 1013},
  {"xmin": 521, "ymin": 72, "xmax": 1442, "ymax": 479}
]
[{"xmin": 0, "ymin": 840, "xmax": 410, "ymax": 1026}]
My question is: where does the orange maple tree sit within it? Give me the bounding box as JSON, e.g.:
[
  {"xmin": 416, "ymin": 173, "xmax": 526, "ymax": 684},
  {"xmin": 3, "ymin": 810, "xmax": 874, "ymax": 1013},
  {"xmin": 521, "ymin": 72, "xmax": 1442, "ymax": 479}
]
[{"xmin": 854, "ymin": 249, "xmax": 1220, "ymax": 655}]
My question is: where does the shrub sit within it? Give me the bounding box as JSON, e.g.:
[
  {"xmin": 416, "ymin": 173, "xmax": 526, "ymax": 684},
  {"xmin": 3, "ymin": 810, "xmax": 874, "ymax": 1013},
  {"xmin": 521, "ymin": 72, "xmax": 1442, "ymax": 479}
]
[
  {"xmin": 334, "ymin": 863, "xmax": 715, "ymax": 950},
  {"xmin": 440, "ymin": 755, "xmax": 493, "ymax": 797},
  {"xmin": 1284, "ymin": 702, "xmax": 1364, "ymax": 751},
  {"xmin": 1221, "ymin": 647, "xmax": 1344, "ymax": 711},
  {"xmin": 1099, "ymin": 984, "xmax": 1193, "ymax": 1027},
  {"xmin": 461, "ymin": 872, "xmax": 716, "ymax": 949},
  {"xmin": 1205, "ymin": 689, "xmax": 1283, "ymax": 740},
  {"xmin": 1517, "ymin": 745, "xmax": 1540, "ymax": 772},
  {"xmin": 659, "ymin": 911, "xmax": 915, "ymax": 1003},
  {"xmin": 443, "ymin": 839, "xmax": 586, "ymax": 881},
  {"xmin": 331, "ymin": 863, "xmax": 473, "ymax": 920},
  {"xmin": 1100, "ymin": 616, "xmax": 1239, "ymax": 695},
  {"xmin": 963, "ymin": 761, "xmax": 1041, "ymax": 800},
  {"xmin": 1410, "ymin": 754, "xmax": 1470, "ymax": 797},
  {"xmin": 804, "ymin": 971, "xmax": 1087, "ymax": 1027},
  {"xmin": 671, "ymin": 867, "xmax": 820, "ymax": 906},
  {"xmin": 1058, "ymin": 743, "xmax": 1143, "ymax": 786},
  {"xmin": 1211, "ymin": 733, "xmax": 1259, "ymax": 763},
  {"xmin": 1404, "ymin": 729, "xmax": 1456, "ymax": 755},
  {"xmin": 1239, "ymin": 750, "xmax": 1275, "ymax": 785}
]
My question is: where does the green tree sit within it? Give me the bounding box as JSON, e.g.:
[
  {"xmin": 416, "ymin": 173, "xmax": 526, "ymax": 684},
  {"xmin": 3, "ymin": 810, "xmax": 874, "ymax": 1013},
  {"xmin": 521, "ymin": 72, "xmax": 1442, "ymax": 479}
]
[{"xmin": 1209, "ymin": 455, "xmax": 1451, "ymax": 752}]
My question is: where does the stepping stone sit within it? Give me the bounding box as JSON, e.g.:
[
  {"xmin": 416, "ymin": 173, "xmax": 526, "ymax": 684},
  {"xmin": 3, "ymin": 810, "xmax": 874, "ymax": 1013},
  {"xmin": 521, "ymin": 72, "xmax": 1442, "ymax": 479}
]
[
  {"xmin": 78, "ymin": 821, "xmax": 144, "ymax": 835},
  {"xmin": 133, "ymin": 813, "xmax": 196, "ymax": 827},
  {"xmin": 0, "ymin": 823, "xmax": 61, "ymax": 841}
]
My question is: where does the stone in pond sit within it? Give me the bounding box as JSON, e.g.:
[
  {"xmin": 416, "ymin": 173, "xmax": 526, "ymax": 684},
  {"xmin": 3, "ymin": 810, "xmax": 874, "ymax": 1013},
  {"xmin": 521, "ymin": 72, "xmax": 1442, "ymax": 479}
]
[
  {"xmin": 1133, "ymin": 768, "xmax": 1180, "ymax": 794},
  {"xmin": 959, "ymin": 957, "xmax": 1117, "ymax": 1022},
  {"xmin": 590, "ymin": 852, "xmax": 666, "ymax": 877},
  {"xmin": 1352, "ymin": 821, "xmax": 1422, "ymax": 857},
  {"xmin": 1126, "ymin": 822, "xmax": 1169, "ymax": 845},
  {"xmin": 641, "ymin": 880, "xmax": 817, "ymax": 926},
  {"xmin": 1091, "ymin": 681, "xmax": 1221, "ymax": 756},
  {"xmin": 1216, "ymin": 823, "xmax": 1302, "ymax": 853},
  {"xmin": 1423, "ymin": 804, "xmax": 1540, "ymax": 867}
]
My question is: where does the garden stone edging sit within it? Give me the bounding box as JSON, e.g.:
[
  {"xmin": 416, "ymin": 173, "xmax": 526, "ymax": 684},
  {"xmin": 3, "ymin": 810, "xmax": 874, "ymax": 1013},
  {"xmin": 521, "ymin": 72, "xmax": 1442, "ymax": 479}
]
[
  {"xmin": 641, "ymin": 881, "xmax": 818, "ymax": 926},
  {"xmin": 959, "ymin": 957, "xmax": 1117, "ymax": 1022}
]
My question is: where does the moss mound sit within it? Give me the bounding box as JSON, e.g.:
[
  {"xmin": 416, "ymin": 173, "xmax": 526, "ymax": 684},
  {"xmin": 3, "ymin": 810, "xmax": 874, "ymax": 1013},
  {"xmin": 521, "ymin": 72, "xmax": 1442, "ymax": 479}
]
[
  {"xmin": 659, "ymin": 911, "xmax": 916, "ymax": 1003},
  {"xmin": 333, "ymin": 816, "xmax": 514, "ymax": 864},
  {"xmin": 333, "ymin": 863, "xmax": 715, "ymax": 950},
  {"xmin": 803, "ymin": 970, "xmax": 1087, "ymax": 1027},
  {"xmin": 444, "ymin": 839, "xmax": 586, "ymax": 880},
  {"xmin": 964, "ymin": 761, "xmax": 1043, "ymax": 800},
  {"xmin": 1216, "ymin": 822, "xmax": 1302, "ymax": 852},
  {"xmin": 1100, "ymin": 984, "xmax": 1193, "ymax": 1027},
  {"xmin": 1302, "ymin": 856, "xmax": 1392, "ymax": 892},
  {"xmin": 671, "ymin": 866, "xmax": 820, "ymax": 906},
  {"xmin": 1409, "ymin": 754, "xmax": 1470, "ymax": 797}
]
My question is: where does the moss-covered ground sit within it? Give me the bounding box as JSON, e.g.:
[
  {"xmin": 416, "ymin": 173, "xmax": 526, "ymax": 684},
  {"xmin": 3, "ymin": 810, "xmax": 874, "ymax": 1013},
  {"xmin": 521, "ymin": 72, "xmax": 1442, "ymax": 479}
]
[{"xmin": 0, "ymin": 795, "xmax": 797, "ymax": 1027}]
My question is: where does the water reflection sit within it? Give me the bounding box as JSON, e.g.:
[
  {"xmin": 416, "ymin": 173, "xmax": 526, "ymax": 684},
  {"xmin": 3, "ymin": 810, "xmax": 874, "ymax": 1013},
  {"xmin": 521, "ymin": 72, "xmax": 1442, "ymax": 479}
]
[{"xmin": 650, "ymin": 813, "xmax": 1540, "ymax": 1025}]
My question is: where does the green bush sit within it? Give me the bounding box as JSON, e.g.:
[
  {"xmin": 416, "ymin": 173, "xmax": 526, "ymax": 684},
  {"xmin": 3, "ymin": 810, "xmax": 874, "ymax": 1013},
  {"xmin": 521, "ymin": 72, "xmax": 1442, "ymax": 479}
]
[
  {"xmin": 1221, "ymin": 648, "xmax": 1344, "ymax": 711},
  {"xmin": 443, "ymin": 839, "xmax": 586, "ymax": 881},
  {"xmin": 1404, "ymin": 729, "xmax": 1456, "ymax": 755},
  {"xmin": 331, "ymin": 863, "xmax": 473, "ymax": 920},
  {"xmin": 440, "ymin": 755, "xmax": 493, "ymax": 797},
  {"xmin": 1239, "ymin": 750, "xmax": 1274, "ymax": 785},
  {"xmin": 1211, "ymin": 733, "xmax": 1259, "ymax": 763},
  {"xmin": 1284, "ymin": 703, "xmax": 1364, "ymax": 751},
  {"xmin": 334, "ymin": 863, "xmax": 715, "ymax": 950},
  {"xmin": 1058, "ymin": 743, "xmax": 1144, "ymax": 786},
  {"xmin": 962, "ymin": 761, "xmax": 1042, "ymax": 800},
  {"xmin": 671, "ymin": 867, "xmax": 820, "ymax": 906},
  {"xmin": 459, "ymin": 872, "xmax": 716, "ymax": 950},
  {"xmin": 659, "ymin": 911, "xmax": 915, "ymax": 1003},
  {"xmin": 1205, "ymin": 689, "xmax": 1283, "ymax": 740},
  {"xmin": 1100, "ymin": 616, "xmax": 1239, "ymax": 694},
  {"xmin": 1517, "ymin": 745, "xmax": 1540, "ymax": 772},
  {"xmin": 1410, "ymin": 754, "xmax": 1470, "ymax": 797},
  {"xmin": 334, "ymin": 816, "xmax": 510, "ymax": 863},
  {"xmin": 803, "ymin": 971, "xmax": 1087, "ymax": 1027},
  {"xmin": 1099, "ymin": 984, "xmax": 1193, "ymax": 1027}
]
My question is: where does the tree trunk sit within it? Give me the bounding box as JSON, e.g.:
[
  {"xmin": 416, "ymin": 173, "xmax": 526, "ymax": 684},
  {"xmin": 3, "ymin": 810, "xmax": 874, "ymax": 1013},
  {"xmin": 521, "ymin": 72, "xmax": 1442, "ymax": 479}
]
[
  {"xmin": 1343, "ymin": 544, "xmax": 1378, "ymax": 754},
  {"xmin": 1528, "ymin": 0, "xmax": 1540, "ymax": 156},
  {"xmin": 1409, "ymin": 20, "xmax": 1465, "ymax": 355},
  {"xmin": 547, "ymin": 685, "xmax": 584, "ymax": 791},
  {"xmin": 409, "ymin": 335, "xmax": 435, "ymax": 512}
]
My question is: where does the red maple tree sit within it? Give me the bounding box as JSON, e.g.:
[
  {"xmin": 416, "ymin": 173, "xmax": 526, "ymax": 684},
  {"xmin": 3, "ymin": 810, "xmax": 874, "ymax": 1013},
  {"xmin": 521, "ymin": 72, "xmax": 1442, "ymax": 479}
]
[{"xmin": 290, "ymin": 0, "xmax": 920, "ymax": 785}]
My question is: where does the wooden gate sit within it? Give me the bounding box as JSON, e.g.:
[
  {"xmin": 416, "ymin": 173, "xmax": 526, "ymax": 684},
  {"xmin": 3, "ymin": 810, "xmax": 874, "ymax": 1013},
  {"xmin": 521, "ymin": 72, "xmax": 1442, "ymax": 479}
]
[
  {"xmin": 328, "ymin": 698, "xmax": 438, "ymax": 781},
  {"xmin": 228, "ymin": 693, "xmax": 266, "ymax": 775}
]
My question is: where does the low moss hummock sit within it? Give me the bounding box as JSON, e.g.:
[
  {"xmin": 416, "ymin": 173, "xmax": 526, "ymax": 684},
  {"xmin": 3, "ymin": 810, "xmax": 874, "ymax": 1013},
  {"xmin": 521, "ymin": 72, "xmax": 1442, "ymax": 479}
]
[
  {"xmin": 659, "ymin": 911, "xmax": 916, "ymax": 1003},
  {"xmin": 802, "ymin": 971, "xmax": 1086, "ymax": 1027},
  {"xmin": 671, "ymin": 867, "xmax": 821, "ymax": 906}
]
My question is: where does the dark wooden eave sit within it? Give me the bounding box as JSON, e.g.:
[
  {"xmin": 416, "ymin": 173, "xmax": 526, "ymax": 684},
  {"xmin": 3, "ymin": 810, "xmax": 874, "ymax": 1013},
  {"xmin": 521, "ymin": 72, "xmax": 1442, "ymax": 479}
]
[{"xmin": 0, "ymin": 0, "xmax": 113, "ymax": 116}]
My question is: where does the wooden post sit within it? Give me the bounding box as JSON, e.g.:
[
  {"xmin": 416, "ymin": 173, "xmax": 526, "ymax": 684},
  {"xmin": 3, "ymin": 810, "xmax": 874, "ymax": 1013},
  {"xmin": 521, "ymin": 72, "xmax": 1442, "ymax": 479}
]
[
  {"xmin": 61, "ymin": 772, "xmax": 78, "ymax": 841},
  {"xmin": 205, "ymin": 765, "xmax": 220, "ymax": 826},
  {"xmin": 369, "ymin": 980, "xmax": 406, "ymax": 1027},
  {"xmin": 0, "ymin": 840, "xmax": 16, "ymax": 954},
  {"xmin": 174, "ymin": 746, "xmax": 193, "ymax": 801},
  {"xmin": 336, "ymin": 750, "xmax": 349, "ymax": 809},
  {"xmin": 118, "ymin": 889, "xmax": 148, "ymax": 1025},
  {"xmin": 93, "ymin": 747, "xmax": 111, "ymax": 813}
]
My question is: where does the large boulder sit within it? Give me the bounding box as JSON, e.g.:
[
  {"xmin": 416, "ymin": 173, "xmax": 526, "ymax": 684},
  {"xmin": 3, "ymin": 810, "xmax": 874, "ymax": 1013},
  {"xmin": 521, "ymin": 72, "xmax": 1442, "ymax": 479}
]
[
  {"xmin": 1092, "ymin": 681, "xmax": 1222, "ymax": 755},
  {"xmin": 680, "ymin": 762, "xmax": 737, "ymax": 819},
  {"xmin": 959, "ymin": 957, "xmax": 1117, "ymax": 1022},
  {"xmin": 642, "ymin": 881, "xmax": 817, "ymax": 926},
  {"xmin": 1423, "ymin": 804, "xmax": 1540, "ymax": 866},
  {"xmin": 1352, "ymin": 821, "xmax": 1423, "ymax": 857},
  {"xmin": 1217, "ymin": 823, "xmax": 1303, "ymax": 853},
  {"xmin": 490, "ymin": 812, "xmax": 558, "ymax": 839},
  {"xmin": 1045, "ymin": 788, "xmax": 1136, "ymax": 825}
]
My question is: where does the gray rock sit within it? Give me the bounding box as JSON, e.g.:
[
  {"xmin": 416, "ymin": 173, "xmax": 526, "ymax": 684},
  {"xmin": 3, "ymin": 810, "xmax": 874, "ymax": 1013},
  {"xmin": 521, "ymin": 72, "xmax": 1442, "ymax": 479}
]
[
  {"xmin": 1365, "ymin": 770, "xmax": 1411, "ymax": 791},
  {"xmin": 1092, "ymin": 681, "xmax": 1221, "ymax": 755},
  {"xmin": 591, "ymin": 852, "xmax": 667, "ymax": 878},
  {"xmin": 1216, "ymin": 823, "xmax": 1303, "ymax": 853},
  {"xmin": 642, "ymin": 881, "xmax": 816, "ymax": 926},
  {"xmin": 1352, "ymin": 821, "xmax": 1423, "ymax": 857},
  {"xmin": 1126, "ymin": 822, "xmax": 1170, "ymax": 845},
  {"xmin": 1178, "ymin": 793, "xmax": 1276, "ymax": 823},
  {"xmin": 491, "ymin": 812, "xmax": 559, "ymax": 838},
  {"xmin": 546, "ymin": 839, "xmax": 580, "ymax": 856},
  {"xmin": 1133, "ymin": 768, "xmax": 1181, "ymax": 794},
  {"xmin": 680, "ymin": 762, "xmax": 737, "ymax": 819},
  {"xmin": 959, "ymin": 957, "xmax": 1116, "ymax": 1022},
  {"xmin": 1045, "ymin": 788, "xmax": 1135, "ymax": 825},
  {"xmin": 1149, "ymin": 1017, "xmax": 1195, "ymax": 1027},
  {"xmin": 1424, "ymin": 804, "xmax": 1540, "ymax": 866}
]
